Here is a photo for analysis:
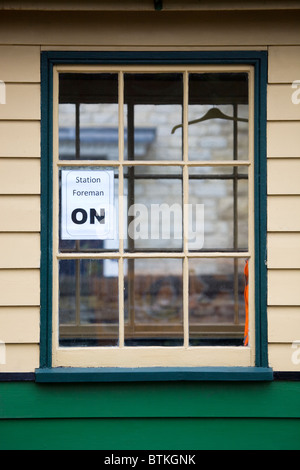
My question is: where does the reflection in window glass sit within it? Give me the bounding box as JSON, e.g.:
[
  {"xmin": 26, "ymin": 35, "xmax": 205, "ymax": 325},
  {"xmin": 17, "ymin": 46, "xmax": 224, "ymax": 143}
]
[
  {"xmin": 189, "ymin": 258, "xmax": 247, "ymax": 345},
  {"xmin": 124, "ymin": 74, "xmax": 183, "ymax": 161},
  {"xmin": 59, "ymin": 73, "xmax": 119, "ymax": 160},
  {"xmin": 188, "ymin": 73, "xmax": 249, "ymax": 161},
  {"xmin": 124, "ymin": 166, "xmax": 183, "ymax": 251},
  {"xmin": 59, "ymin": 259, "xmax": 119, "ymax": 347},
  {"xmin": 59, "ymin": 103, "xmax": 76, "ymax": 159},
  {"xmin": 188, "ymin": 167, "xmax": 248, "ymax": 251},
  {"xmin": 124, "ymin": 258, "xmax": 183, "ymax": 346},
  {"xmin": 55, "ymin": 69, "xmax": 252, "ymax": 353},
  {"xmin": 79, "ymin": 103, "xmax": 119, "ymax": 160}
]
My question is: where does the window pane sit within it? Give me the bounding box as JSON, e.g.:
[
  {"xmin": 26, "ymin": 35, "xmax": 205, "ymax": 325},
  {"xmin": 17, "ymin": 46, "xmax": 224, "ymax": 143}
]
[
  {"xmin": 59, "ymin": 103, "xmax": 76, "ymax": 158},
  {"xmin": 187, "ymin": 73, "xmax": 249, "ymax": 161},
  {"xmin": 59, "ymin": 73, "xmax": 119, "ymax": 160},
  {"xmin": 124, "ymin": 74, "xmax": 183, "ymax": 161},
  {"xmin": 59, "ymin": 167, "xmax": 119, "ymax": 252},
  {"xmin": 188, "ymin": 167, "xmax": 248, "ymax": 251},
  {"xmin": 124, "ymin": 166, "xmax": 183, "ymax": 251},
  {"xmin": 59, "ymin": 259, "xmax": 119, "ymax": 347},
  {"xmin": 189, "ymin": 258, "xmax": 248, "ymax": 346},
  {"xmin": 55, "ymin": 67, "xmax": 254, "ymax": 360},
  {"xmin": 124, "ymin": 258, "xmax": 183, "ymax": 346}
]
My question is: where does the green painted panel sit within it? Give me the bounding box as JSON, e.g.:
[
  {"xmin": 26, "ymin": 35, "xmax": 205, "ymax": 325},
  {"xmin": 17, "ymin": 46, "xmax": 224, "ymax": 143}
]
[
  {"xmin": 0, "ymin": 417, "xmax": 299, "ymax": 450},
  {"xmin": 0, "ymin": 382, "xmax": 299, "ymax": 419}
]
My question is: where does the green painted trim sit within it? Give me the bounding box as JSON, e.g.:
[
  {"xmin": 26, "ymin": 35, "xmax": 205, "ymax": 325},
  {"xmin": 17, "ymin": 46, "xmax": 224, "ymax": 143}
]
[
  {"xmin": 41, "ymin": 50, "xmax": 268, "ymax": 64},
  {"xmin": 40, "ymin": 53, "xmax": 53, "ymax": 368},
  {"xmin": 253, "ymin": 55, "xmax": 268, "ymax": 368},
  {"xmin": 40, "ymin": 50, "xmax": 268, "ymax": 378},
  {"xmin": 1, "ymin": 417, "xmax": 300, "ymax": 450},
  {"xmin": 35, "ymin": 367, "xmax": 273, "ymax": 383},
  {"xmin": 0, "ymin": 381, "xmax": 299, "ymax": 419}
]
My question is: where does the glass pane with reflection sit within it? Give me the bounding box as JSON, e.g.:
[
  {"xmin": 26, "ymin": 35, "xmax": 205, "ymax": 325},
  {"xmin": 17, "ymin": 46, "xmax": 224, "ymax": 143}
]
[
  {"xmin": 187, "ymin": 73, "xmax": 249, "ymax": 162},
  {"xmin": 124, "ymin": 166, "xmax": 183, "ymax": 252},
  {"xmin": 124, "ymin": 258, "xmax": 183, "ymax": 346},
  {"xmin": 188, "ymin": 166, "xmax": 248, "ymax": 251},
  {"xmin": 124, "ymin": 73, "xmax": 183, "ymax": 161},
  {"xmin": 59, "ymin": 73, "xmax": 119, "ymax": 161},
  {"xmin": 189, "ymin": 257, "xmax": 248, "ymax": 346},
  {"xmin": 59, "ymin": 259, "xmax": 119, "ymax": 347}
]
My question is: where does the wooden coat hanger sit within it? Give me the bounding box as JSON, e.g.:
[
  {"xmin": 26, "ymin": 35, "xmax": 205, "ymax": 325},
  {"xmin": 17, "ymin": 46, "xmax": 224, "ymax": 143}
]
[{"xmin": 171, "ymin": 107, "xmax": 248, "ymax": 134}]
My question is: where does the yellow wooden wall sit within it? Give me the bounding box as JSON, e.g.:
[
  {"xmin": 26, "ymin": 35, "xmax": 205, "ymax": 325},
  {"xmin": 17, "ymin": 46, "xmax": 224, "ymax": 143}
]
[
  {"xmin": 0, "ymin": 11, "xmax": 299, "ymax": 372},
  {"xmin": 0, "ymin": 46, "xmax": 40, "ymax": 371},
  {"xmin": 267, "ymin": 46, "xmax": 300, "ymax": 371}
]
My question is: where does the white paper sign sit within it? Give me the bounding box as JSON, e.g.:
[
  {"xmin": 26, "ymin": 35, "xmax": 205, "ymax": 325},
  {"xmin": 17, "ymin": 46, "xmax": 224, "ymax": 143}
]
[{"xmin": 61, "ymin": 169, "xmax": 115, "ymax": 240}]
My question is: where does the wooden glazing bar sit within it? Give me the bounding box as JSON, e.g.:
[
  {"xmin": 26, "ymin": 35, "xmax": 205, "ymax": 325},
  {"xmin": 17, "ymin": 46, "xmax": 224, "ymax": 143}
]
[
  {"xmin": 57, "ymin": 251, "xmax": 250, "ymax": 259},
  {"xmin": 57, "ymin": 160, "xmax": 251, "ymax": 167},
  {"xmin": 183, "ymin": 71, "xmax": 189, "ymax": 348},
  {"xmin": 233, "ymin": 103, "xmax": 240, "ymax": 325},
  {"xmin": 118, "ymin": 71, "xmax": 125, "ymax": 347}
]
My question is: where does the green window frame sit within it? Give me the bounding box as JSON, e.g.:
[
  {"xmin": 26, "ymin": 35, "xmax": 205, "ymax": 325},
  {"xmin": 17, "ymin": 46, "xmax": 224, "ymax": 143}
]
[{"xmin": 36, "ymin": 51, "xmax": 272, "ymax": 382}]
